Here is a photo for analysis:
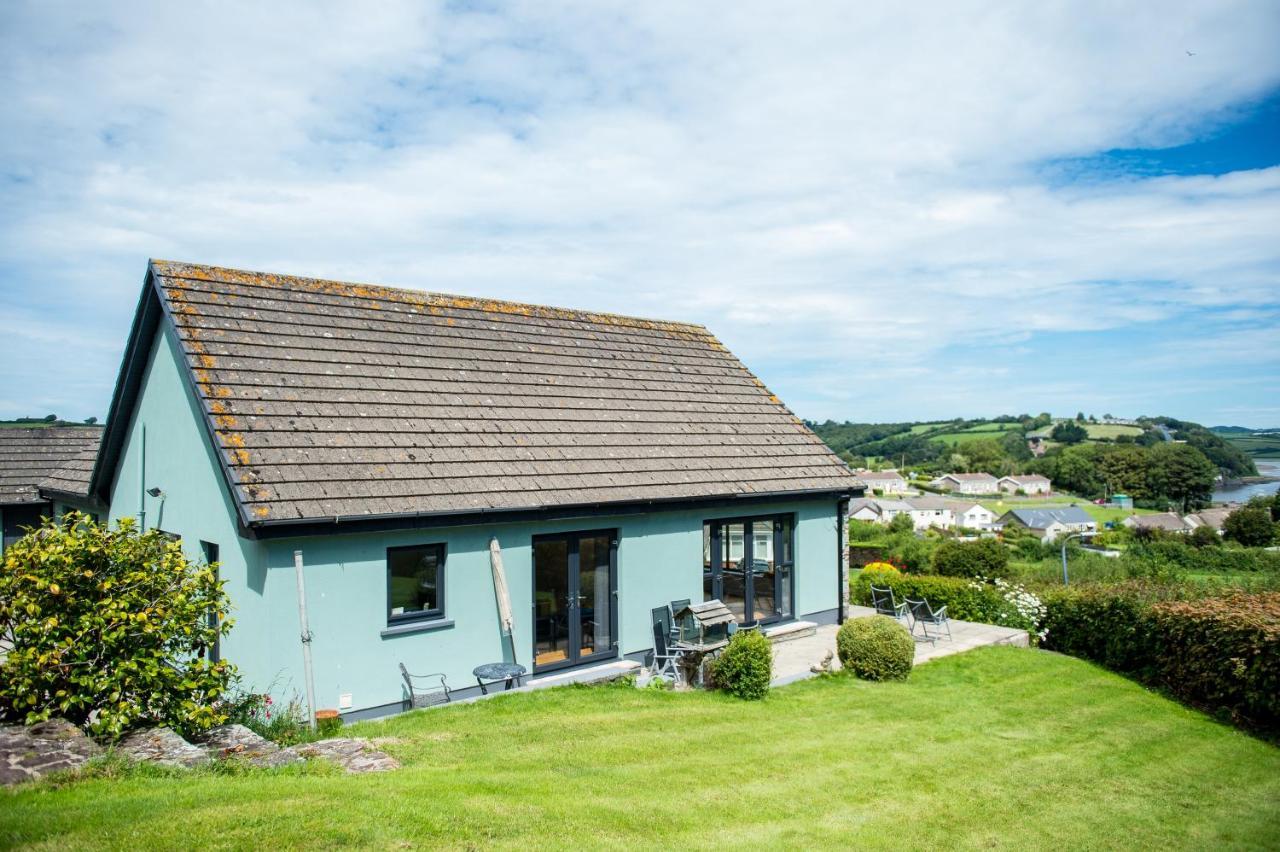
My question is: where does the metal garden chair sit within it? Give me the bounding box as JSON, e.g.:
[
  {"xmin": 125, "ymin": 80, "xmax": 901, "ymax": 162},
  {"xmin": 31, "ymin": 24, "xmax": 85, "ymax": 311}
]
[
  {"xmin": 649, "ymin": 617, "xmax": 684, "ymax": 684},
  {"xmin": 905, "ymin": 598, "xmax": 952, "ymax": 645},
  {"xmin": 870, "ymin": 584, "xmax": 910, "ymax": 628},
  {"xmin": 399, "ymin": 662, "xmax": 452, "ymax": 708}
]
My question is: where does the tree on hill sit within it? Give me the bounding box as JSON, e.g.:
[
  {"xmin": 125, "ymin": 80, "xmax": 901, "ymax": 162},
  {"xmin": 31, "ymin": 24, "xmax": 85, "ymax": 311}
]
[
  {"xmin": 1148, "ymin": 443, "xmax": 1217, "ymax": 512},
  {"xmin": 84, "ymin": 416, "xmax": 98, "ymax": 425},
  {"xmin": 1051, "ymin": 421, "xmax": 1088, "ymax": 444}
]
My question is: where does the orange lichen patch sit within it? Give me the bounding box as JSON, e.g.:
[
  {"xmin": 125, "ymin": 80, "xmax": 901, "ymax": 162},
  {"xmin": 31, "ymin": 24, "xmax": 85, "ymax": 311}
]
[
  {"xmin": 222, "ymin": 433, "xmax": 246, "ymax": 449},
  {"xmin": 151, "ymin": 259, "xmax": 705, "ymax": 333},
  {"xmin": 196, "ymin": 354, "xmax": 216, "ymax": 369},
  {"xmin": 193, "ymin": 369, "xmax": 212, "ymax": 384},
  {"xmin": 244, "ymin": 484, "xmax": 271, "ymax": 500},
  {"xmin": 768, "ymin": 395, "xmax": 780, "ymax": 405},
  {"xmin": 214, "ymin": 414, "xmax": 239, "ymax": 430},
  {"xmin": 252, "ymin": 505, "xmax": 271, "ymax": 519},
  {"xmin": 229, "ymin": 448, "xmax": 251, "ymax": 465},
  {"xmin": 211, "ymin": 386, "xmax": 232, "ymax": 399},
  {"xmin": 209, "ymin": 400, "xmax": 228, "ymax": 415}
]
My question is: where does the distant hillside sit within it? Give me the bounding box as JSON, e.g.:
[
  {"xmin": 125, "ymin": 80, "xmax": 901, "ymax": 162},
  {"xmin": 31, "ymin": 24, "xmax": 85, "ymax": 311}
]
[
  {"xmin": 0, "ymin": 416, "xmax": 99, "ymax": 429},
  {"xmin": 811, "ymin": 414, "xmax": 1257, "ymax": 477},
  {"xmin": 1211, "ymin": 427, "xmax": 1280, "ymax": 459}
]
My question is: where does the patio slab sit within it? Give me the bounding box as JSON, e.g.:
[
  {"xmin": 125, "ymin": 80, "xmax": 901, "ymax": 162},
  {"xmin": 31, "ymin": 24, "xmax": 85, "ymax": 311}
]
[{"xmin": 771, "ymin": 606, "xmax": 1028, "ymax": 686}]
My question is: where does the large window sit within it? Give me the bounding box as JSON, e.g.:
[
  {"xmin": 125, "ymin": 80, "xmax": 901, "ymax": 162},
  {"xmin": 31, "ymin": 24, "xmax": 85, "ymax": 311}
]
[
  {"xmin": 702, "ymin": 514, "xmax": 794, "ymax": 625},
  {"xmin": 387, "ymin": 543, "xmax": 446, "ymax": 624}
]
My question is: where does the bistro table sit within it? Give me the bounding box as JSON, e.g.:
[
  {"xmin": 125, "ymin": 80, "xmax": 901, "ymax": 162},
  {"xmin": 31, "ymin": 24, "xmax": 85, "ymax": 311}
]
[
  {"xmin": 472, "ymin": 662, "xmax": 527, "ymax": 694},
  {"xmin": 671, "ymin": 638, "xmax": 729, "ymax": 686}
]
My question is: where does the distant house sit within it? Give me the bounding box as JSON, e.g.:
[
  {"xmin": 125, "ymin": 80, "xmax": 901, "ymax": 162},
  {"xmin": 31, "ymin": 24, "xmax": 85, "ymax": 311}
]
[
  {"xmin": 951, "ymin": 502, "xmax": 997, "ymax": 530},
  {"xmin": 904, "ymin": 496, "xmax": 956, "ymax": 531},
  {"xmin": 849, "ymin": 498, "xmax": 913, "ymax": 525},
  {"xmin": 853, "ymin": 469, "xmax": 910, "ymax": 495},
  {"xmin": 1122, "ymin": 513, "xmax": 1191, "ymax": 534},
  {"xmin": 0, "ymin": 426, "xmax": 103, "ymax": 552},
  {"xmin": 1184, "ymin": 506, "xmax": 1233, "ymax": 532},
  {"xmin": 999, "ymin": 506, "xmax": 1096, "ymax": 542},
  {"xmin": 930, "ymin": 472, "xmax": 999, "ymax": 495},
  {"xmin": 996, "ymin": 474, "xmax": 1051, "ymax": 495}
]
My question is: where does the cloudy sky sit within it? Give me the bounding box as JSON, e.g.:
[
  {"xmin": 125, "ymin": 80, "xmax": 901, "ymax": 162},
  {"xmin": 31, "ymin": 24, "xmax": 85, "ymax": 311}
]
[{"xmin": 2, "ymin": 2, "xmax": 1278, "ymax": 427}]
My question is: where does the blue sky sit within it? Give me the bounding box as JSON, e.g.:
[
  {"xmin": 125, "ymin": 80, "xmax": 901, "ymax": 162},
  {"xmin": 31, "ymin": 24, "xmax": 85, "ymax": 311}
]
[{"xmin": 1, "ymin": 2, "xmax": 1278, "ymax": 428}]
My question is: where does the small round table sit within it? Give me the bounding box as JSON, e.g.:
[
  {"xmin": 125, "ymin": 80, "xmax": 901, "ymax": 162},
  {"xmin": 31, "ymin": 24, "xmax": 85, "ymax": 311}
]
[{"xmin": 472, "ymin": 662, "xmax": 527, "ymax": 694}]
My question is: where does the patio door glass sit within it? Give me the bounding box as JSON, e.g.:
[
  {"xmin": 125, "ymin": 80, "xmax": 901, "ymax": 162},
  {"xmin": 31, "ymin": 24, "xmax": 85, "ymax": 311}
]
[
  {"xmin": 533, "ymin": 530, "xmax": 616, "ymax": 672},
  {"xmin": 703, "ymin": 515, "xmax": 794, "ymax": 626}
]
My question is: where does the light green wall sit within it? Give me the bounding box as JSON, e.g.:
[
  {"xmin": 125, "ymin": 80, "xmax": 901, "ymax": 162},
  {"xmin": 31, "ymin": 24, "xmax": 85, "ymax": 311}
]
[
  {"xmin": 259, "ymin": 498, "xmax": 840, "ymax": 715},
  {"xmin": 107, "ymin": 325, "xmax": 270, "ymax": 670},
  {"xmin": 104, "ymin": 322, "xmax": 843, "ymax": 716}
]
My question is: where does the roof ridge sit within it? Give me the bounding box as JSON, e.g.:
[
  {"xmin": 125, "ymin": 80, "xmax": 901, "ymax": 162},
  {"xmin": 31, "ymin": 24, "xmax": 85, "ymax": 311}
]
[{"xmin": 151, "ymin": 259, "xmax": 711, "ymax": 335}]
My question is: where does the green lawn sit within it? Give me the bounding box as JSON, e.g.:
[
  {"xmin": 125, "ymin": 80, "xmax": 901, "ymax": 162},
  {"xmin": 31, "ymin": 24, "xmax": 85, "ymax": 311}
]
[
  {"xmin": 1084, "ymin": 424, "xmax": 1144, "ymax": 440},
  {"xmin": 4, "ymin": 648, "xmax": 1278, "ymax": 849}
]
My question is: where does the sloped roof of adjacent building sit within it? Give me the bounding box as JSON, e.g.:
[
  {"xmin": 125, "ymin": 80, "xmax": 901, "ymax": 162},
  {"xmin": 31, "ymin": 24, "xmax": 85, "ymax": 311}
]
[
  {"xmin": 1001, "ymin": 506, "xmax": 1094, "ymax": 528},
  {"xmin": 936, "ymin": 472, "xmax": 998, "ymax": 482},
  {"xmin": 1185, "ymin": 506, "xmax": 1232, "ymax": 530},
  {"xmin": 999, "ymin": 474, "xmax": 1049, "ymax": 484},
  {"xmin": 0, "ymin": 427, "xmax": 103, "ymax": 505},
  {"xmin": 854, "ymin": 469, "xmax": 905, "ymax": 481},
  {"xmin": 1125, "ymin": 512, "xmax": 1190, "ymax": 532},
  {"xmin": 93, "ymin": 261, "xmax": 861, "ymax": 531}
]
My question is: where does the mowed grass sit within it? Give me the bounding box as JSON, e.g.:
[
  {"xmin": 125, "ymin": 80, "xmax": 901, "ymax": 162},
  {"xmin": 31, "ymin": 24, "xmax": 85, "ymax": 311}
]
[
  {"xmin": 4, "ymin": 648, "xmax": 1279, "ymax": 850},
  {"xmin": 1084, "ymin": 424, "xmax": 1144, "ymax": 440}
]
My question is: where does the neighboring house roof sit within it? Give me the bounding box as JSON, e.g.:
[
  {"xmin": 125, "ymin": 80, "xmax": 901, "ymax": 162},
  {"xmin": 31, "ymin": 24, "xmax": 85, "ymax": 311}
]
[
  {"xmin": 906, "ymin": 497, "xmax": 953, "ymax": 511},
  {"xmin": 92, "ymin": 261, "xmax": 861, "ymax": 532},
  {"xmin": 1000, "ymin": 506, "xmax": 1094, "ymax": 529},
  {"xmin": 855, "ymin": 470, "xmax": 905, "ymax": 481},
  {"xmin": 999, "ymin": 474, "xmax": 1049, "ymax": 485},
  {"xmin": 1185, "ymin": 507, "xmax": 1233, "ymax": 531},
  {"xmin": 949, "ymin": 501, "xmax": 989, "ymax": 515},
  {"xmin": 1125, "ymin": 512, "xmax": 1190, "ymax": 532},
  {"xmin": 0, "ymin": 427, "xmax": 103, "ymax": 505}
]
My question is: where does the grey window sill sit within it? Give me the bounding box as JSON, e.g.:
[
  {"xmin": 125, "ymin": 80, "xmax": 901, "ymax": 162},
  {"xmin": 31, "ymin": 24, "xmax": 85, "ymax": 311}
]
[{"xmin": 380, "ymin": 618, "xmax": 454, "ymax": 639}]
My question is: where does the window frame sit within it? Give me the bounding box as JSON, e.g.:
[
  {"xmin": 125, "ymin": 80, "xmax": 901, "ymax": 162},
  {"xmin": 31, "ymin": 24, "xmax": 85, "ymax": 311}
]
[
  {"xmin": 386, "ymin": 542, "xmax": 447, "ymax": 626},
  {"xmin": 702, "ymin": 512, "xmax": 796, "ymax": 626}
]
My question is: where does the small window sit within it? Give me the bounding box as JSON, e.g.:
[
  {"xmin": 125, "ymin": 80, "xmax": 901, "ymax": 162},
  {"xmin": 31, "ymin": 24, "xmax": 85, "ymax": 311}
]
[
  {"xmin": 200, "ymin": 541, "xmax": 220, "ymax": 662},
  {"xmin": 387, "ymin": 544, "xmax": 446, "ymax": 624}
]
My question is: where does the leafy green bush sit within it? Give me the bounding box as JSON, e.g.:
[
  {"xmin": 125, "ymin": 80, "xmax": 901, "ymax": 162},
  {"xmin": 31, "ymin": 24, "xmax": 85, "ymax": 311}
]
[
  {"xmin": 0, "ymin": 514, "xmax": 234, "ymax": 739},
  {"xmin": 836, "ymin": 616, "xmax": 913, "ymax": 681},
  {"xmin": 709, "ymin": 629, "xmax": 772, "ymax": 700},
  {"xmin": 931, "ymin": 538, "xmax": 1010, "ymax": 578},
  {"xmin": 1187, "ymin": 525, "xmax": 1220, "ymax": 548},
  {"xmin": 1041, "ymin": 585, "xmax": 1280, "ymax": 732},
  {"xmin": 1223, "ymin": 507, "xmax": 1276, "ymax": 547},
  {"xmin": 887, "ymin": 513, "xmax": 915, "ymax": 534},
  {"xmin": 1125, "ymin": 540, "xmax": 1280, "ymax": 574}
]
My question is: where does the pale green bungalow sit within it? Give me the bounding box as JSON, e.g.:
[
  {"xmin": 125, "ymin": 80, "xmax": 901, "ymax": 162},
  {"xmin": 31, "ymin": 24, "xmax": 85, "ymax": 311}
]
[{"xmin": 89, "ymin": 260, "xmax": 861, "ymax": 718}]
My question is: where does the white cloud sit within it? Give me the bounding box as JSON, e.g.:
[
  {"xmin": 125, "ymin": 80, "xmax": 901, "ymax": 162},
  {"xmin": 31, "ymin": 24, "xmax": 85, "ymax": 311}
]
[{"xmin": 0, "ymin": 0, "xmax": 1278, "ymax": 424}]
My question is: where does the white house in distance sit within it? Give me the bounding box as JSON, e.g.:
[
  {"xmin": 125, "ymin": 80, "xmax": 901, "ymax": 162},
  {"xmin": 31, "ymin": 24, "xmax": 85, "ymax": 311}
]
[
  {"xmin": 930, "ymin": 472, "xmax": 999, "ymax": 495},
  {"xmin": 853, "ymin": 469, "xmax": 910, "ymax": 495},
  {"xmin": 999, "ymin": 507, "xmax": 1097, "ymax": 542},
  {"xmin": 848, "ymin": 498, "xmax": 913, "ymax": 524},
  {"xmin": 996, "ymin": 474, "xmax": 1052, "ymax": 495},
  {"xmin": 952, "ymin": 502, "xmax": 997, "ymax": 530}
]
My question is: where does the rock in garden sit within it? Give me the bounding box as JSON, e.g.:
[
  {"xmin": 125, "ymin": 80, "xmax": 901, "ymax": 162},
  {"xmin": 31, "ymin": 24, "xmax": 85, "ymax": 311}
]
[
  {"xmin": 0, "ymin": 718, "xmax": 103, "ymax": 786},
  {"xmin": 279, "ymin": 738, "xmax": 400, "ymax": 774},
  {"xmin": 198, "ymin": 723, "xmax": 278, "ymax": 759},
  {"xmin": 117, "ymin": 727, "xmax": 210, "ymax": 768}
]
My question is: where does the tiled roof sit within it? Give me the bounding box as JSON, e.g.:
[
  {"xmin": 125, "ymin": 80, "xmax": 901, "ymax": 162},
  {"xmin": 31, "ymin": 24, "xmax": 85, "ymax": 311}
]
[
  {"xmin": 0, "ymin": 427, "xmax": 103, "ymax": 505},
  {"xmin": 1002, "ymin": 506, "xmax": 1094, "ymax": 528},
  {"xmin": 149, "ymin": 261, "xmax": 860, "ymax": 525},
  {"xmin": 1126, "ymin": 512, "xmax": 1190, "ymax": 532},
  {"xmin": 941, "ymin": 473, "xmax": 998, "ymax": 482},
  {"xmin": 854, "ymin": 470, "xmax": 905, "ymax": 481}
]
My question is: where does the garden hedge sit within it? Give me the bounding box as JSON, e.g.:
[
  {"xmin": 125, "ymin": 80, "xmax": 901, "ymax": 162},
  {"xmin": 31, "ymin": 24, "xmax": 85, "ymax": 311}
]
[
  {"xmin": 854, "ymin": 570, "xmax": 1042, "ymax": 632},
  {"xmin": 1041, "ymin": 585, "xmax": 1280, "ymax": 732}
]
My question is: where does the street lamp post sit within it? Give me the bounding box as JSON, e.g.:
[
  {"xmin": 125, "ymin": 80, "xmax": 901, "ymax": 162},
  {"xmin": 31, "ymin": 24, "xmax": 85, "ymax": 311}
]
[{"xmin": 1060, "ymin": 532, "xmax": 1086, "ymax": 585}]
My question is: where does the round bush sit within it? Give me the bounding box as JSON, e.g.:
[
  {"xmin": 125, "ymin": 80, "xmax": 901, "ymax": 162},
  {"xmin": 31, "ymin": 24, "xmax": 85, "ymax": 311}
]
[
  {"xmin": 710, "ymin": 629, "xmax": 772, "ymax": 700},
  {"xmin": 836, "ymin": 616, "xmax": 914, "ymax": 681},
  {"xmin": 931, "ymin": 538, "xmax": 1010, "ymax": 578}
]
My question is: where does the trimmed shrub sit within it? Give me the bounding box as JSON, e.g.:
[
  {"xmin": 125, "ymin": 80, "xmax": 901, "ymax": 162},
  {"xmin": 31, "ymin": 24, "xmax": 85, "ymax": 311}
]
[
  {"xmin": 1040, "ymin": 584, "xmax": 1280, "ymax": 732},
  {"xmin": 0, "ymin": 514, "xmax": 234, "ymax": 739},
  {"xmin": 836, "ymin": 616, "xmax": 913, "ymax": 681},
  {"xmin": 1149, "ymin": 594, "xmax": 1280, "ymax": 728},
  {"xmin": 709, "ymin": 629, "xmax": 772, "ymax": 700},
  {"xmin": 1187, "ymin": 525, "xmax": 1220, "ymax": 548},
  {"xmin": 1223, "ymin": 507, "xmax": 1276, "ymax": 547},
  {"xmin": 931, "ymin": 538, "xmax": 1010, "ymax": 578}
]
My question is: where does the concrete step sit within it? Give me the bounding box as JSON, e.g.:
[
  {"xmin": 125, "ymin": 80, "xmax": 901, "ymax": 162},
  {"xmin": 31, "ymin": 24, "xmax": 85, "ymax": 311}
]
[{"xmin": 764, "ymin": 620, "xmax": 817, "ymax": 644}]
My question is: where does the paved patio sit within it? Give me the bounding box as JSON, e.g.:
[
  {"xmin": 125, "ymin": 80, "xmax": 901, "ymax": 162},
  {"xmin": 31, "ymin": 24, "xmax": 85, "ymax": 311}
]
[{"xmin": 771, "ymin": 606, "xmax": 1029, "ymax": 686}]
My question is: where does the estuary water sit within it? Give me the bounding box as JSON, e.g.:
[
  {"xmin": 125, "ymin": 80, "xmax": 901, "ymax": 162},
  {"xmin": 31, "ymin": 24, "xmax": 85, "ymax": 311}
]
[{"xmin": 1212, "ymin": 459, "xmax": 1280, "ymax": 504}]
